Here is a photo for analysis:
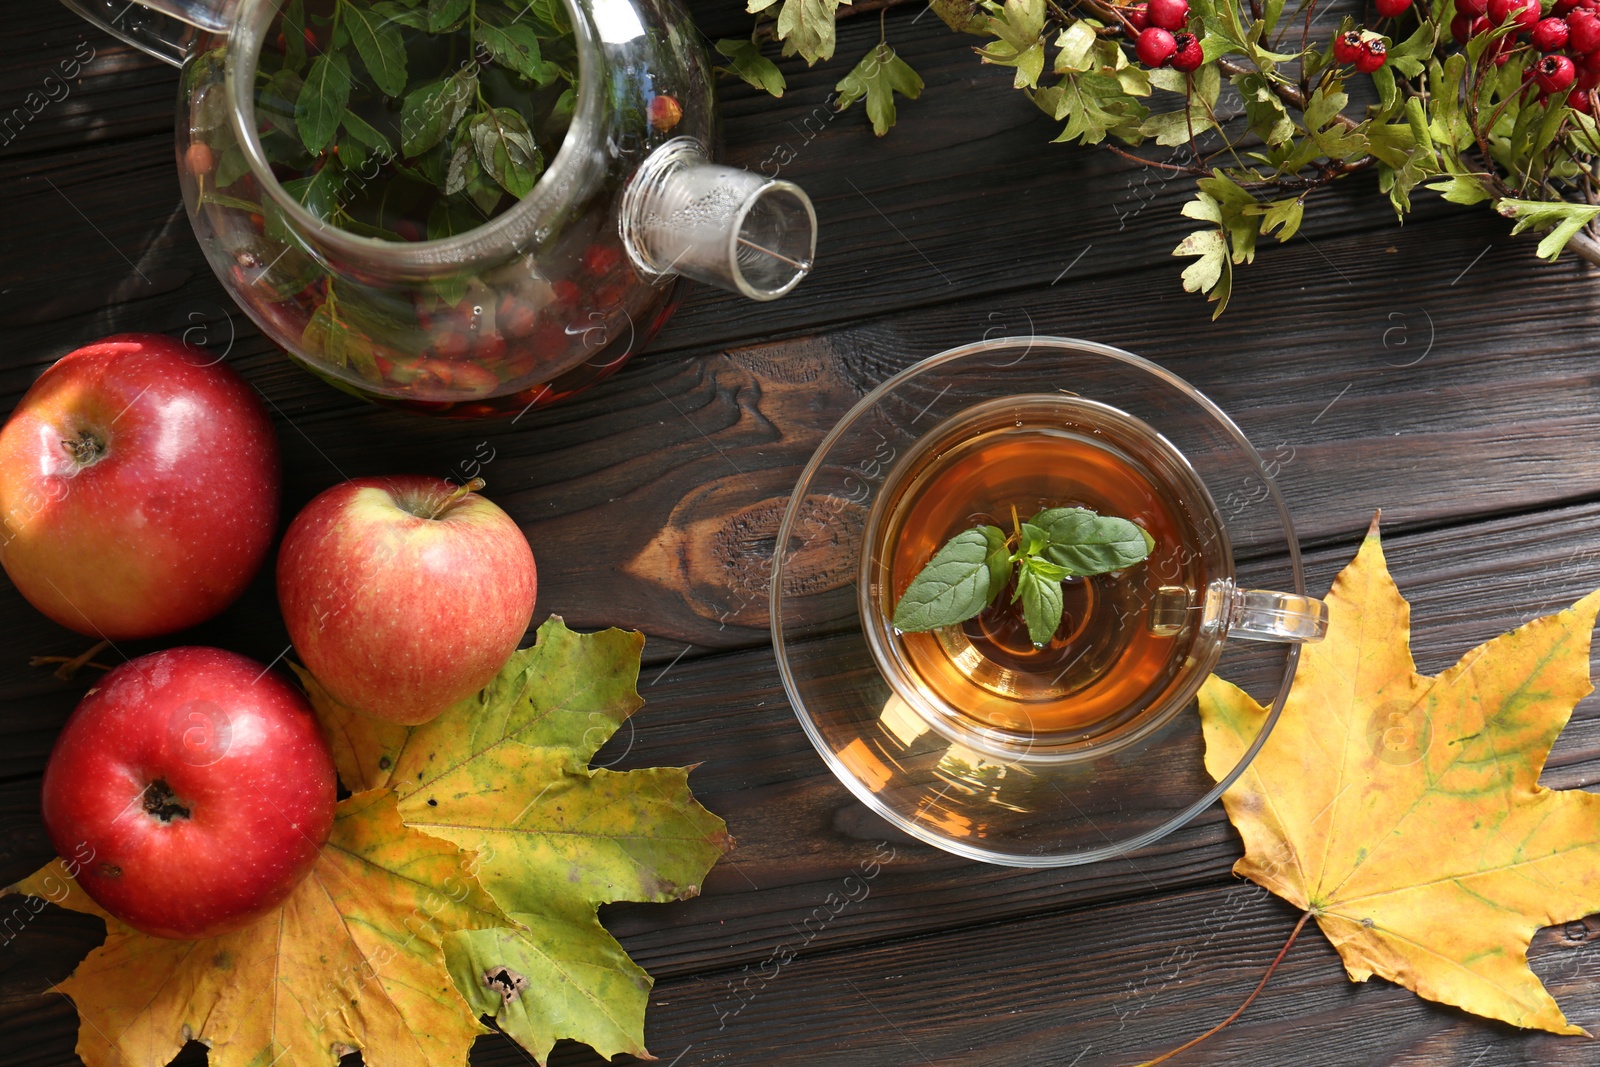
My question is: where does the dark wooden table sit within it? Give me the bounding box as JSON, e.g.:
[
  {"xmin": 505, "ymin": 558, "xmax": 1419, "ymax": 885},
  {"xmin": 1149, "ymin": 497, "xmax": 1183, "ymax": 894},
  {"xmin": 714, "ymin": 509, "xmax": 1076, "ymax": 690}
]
[{"xmin": 6, "ymin": 1, "xmax": 1600, "ymax": 1064}]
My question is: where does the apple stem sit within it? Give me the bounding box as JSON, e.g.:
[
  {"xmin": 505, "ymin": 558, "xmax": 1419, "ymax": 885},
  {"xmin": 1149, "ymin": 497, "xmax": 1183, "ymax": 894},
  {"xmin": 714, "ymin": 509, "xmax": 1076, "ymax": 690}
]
[
  {"xmin": 31, "ymin": 639, "xmax": 113, "ymax": 681},
  {"xmin": 1137, "ymin": 910, "xmax": 1311, "ymax": 1067},
  {"xmin": 61, "ymin": 430, "xmax": 106, "ymax": 467},
  {"xmin": 426, "ymin": 477, "xmax": 486, "ymax": 520}
]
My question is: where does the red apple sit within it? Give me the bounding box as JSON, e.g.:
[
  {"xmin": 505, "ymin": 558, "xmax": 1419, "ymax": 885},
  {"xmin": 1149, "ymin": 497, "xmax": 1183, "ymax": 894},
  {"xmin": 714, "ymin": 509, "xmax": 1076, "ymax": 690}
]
[
  {"xmin": 0, "ymin": 334, "xmax": 279, "ymax": 639},
  {"xmin": 40, "ymin": 647, "xmax": 336, "ymax": 940},
  {"xmin": 277, "ymin": 476, "xmax": 537, "ymax": 724}
]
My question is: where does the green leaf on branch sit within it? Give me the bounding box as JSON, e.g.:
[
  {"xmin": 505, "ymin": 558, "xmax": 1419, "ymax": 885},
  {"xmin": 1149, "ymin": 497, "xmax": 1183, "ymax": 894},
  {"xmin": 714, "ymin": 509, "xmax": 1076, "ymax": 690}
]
[
  {"xmin": 1430, "ymin": 175, "xmax": 1493, "ymax": 205},
  {"xmin": 835, "ymin": 42, "xmax": 924, "ymax": 136},
  {"xmin": 1053, "ymin": 20, "xmax": 1099, "ymax": 74},
  {"xmin": 303, "ymin": 297, "xmax": 382, "ymax": 383},
  {"xmin": 340, "ymin": 0, "xmax": 409, "ymax": 96},
  {"xmin": 1246, "ymin": 198, "xmax": 1304, "ymax": 242},
  {"xmin": 759, "ymin": 0, "xmax": 850, "ymax": 65},
  {"xmin": 296, "ymin": 618, "xmax": 732, "ymax": 1065},
  {"xmin": 715, "ymin": 38, "xmax": 786, "ymax": 97},
  {"xmin": 1497, "ymin": 198, "xmax": 1600, "ymax": 260},
  {"xmin": 477, "ymin": 23, "xmax": 560, "ymax": 84},
  {"xmin": 1038, "ymin": 69, "xmax": 1145, "ymax": 145},
  {"xmin": 470, "ymin": 107, "xmax": 544, "ymax": 198},
  {"xmin": 400, "ymin": 67, "xmax": 477, "ymax": 156},
  {"xmin": 427, "ymin": 0, "xmax": 469, "ymax": 32},
  {"xmin": 978, "ymin": 0, "xmax": 1047, "ymax": 88},
  {"xmin": 296, "ymin": 52, "xmax": 352, "ymax": 154},
  {"xmin": 931, "ymin": 0, "xmax": 990, "ymax": 34},
  {"xmin": 1304, "ymin": 84, "xmax": 1368, "ymax": 161},
  {"xmin": 1236, "ymin": 72, "xmax": 1293, "ymax": 146},
  {"xmin": 1140, "ymin": 104, "xmax": 1218, "ymax": 147},
  {"xmin": 1388, "ymin": 20, "xmax": 1437, "ymax": 78}
]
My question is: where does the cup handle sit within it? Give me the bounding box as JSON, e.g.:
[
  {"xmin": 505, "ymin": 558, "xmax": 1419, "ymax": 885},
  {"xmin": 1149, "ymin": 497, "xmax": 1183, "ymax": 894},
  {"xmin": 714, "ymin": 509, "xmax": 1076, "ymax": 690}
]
[
  {"xmin": 58, "ymin": 0, "xmax": 230, "ymax": 68},
  {"xmin": 1204, "ymin": 578, "xmax": 1328, "ymax": 643}
]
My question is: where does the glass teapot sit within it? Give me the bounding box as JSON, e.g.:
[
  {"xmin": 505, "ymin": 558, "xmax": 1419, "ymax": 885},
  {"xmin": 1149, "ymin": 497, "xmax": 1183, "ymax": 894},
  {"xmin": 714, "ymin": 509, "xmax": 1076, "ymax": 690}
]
[{"xmin": 59, "ymin": 0, "xmax": 817, "ymax": 417}]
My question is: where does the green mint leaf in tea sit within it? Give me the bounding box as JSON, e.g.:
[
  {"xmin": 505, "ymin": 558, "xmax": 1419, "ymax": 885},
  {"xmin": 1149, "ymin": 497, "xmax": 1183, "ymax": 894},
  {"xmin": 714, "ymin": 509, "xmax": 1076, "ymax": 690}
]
[
  {"xmin": 476, "ymin": 23, "xmax": 559, "ymax": 85},
  {"xmin": 297, "ymin": 52, "xmax": 352, "ymax": 154},
  {"xmin": 247, "ymin": 0, "xmax": 576, "ymax": 242},
  {"xmin": 401, "ymin": 69, "xmax": 478, "ymax": 158},
  {"xmin": 891, "ymin": 507, "xmax": 1154, "ymax": 643},
  {"xmin": 470, "ymin": 108, "xmax": 545, "ymax": 199},
  {"xmin": 342, "ymin": 108, "xmax": 395, "ymax": 156},
  {"xmin": 891, "ymin": 527, "xmax": 1004, "ymax": 633},
  {"xmin": 982, "ymin": 525, "xmax": 1011, "ymax": 608},
  {"xmin": 1015, "ymin": 563, "xmax": 1065, "ymax": 648},
  {"xmin": 1033, "ymin": 507, "xmax": 1156, "ymax": 576},
  {"xmin": 427, "ymin": 0, "xmax": 470, "ymax": 33},
  {"xmin": 341, "ymin": 0, "xmax": 410, "ymax": 97}
]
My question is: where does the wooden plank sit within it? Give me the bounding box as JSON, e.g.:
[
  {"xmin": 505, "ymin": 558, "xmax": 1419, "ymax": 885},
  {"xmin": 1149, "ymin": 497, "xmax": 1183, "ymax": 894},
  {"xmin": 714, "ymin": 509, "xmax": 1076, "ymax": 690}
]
[{"xmin": 5, "ymin": 500, "xmax": 1600, "ymax": 1030}]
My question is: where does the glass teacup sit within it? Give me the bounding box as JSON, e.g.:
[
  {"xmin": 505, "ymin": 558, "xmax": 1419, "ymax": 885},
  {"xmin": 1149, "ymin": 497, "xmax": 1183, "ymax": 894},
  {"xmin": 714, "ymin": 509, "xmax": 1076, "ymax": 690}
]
[{"xmin": 771, "ymin": 337, "xmax": 1327, "ymax": 866}]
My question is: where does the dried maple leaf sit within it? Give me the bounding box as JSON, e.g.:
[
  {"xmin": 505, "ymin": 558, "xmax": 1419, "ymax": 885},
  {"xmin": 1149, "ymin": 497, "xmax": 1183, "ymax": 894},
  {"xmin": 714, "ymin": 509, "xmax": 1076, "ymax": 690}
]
[
  {"xmin": 1202, "ymin": 516, "xmax": 1600, "ymax": 1034},
  {"xmin": 5, "ymin": 789, "xmax": 509, "ymax": 1067},
  {"xmin": 297, "ymin": 616, "xmax": 732, "ymax": 1064}
]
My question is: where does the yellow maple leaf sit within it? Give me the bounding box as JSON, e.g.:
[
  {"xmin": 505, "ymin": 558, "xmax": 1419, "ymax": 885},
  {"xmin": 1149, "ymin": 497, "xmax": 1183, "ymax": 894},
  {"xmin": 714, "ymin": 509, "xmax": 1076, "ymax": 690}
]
[
  {"xmin": 5, "ymin": 789, "xmax": 509, "ymax": 1067},
  {"xmin": 296, "ymin": 617, "xmax": 731, "ymax": 1064},
  {"xmin": 1202, "ymin": 516, "xmax": 1600, "ymax": 1034}
]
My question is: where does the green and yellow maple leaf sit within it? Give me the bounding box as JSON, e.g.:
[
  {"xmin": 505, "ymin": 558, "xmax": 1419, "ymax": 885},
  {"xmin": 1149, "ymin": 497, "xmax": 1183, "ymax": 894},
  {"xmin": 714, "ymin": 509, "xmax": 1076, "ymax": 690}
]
[
  {"xmin": 5, "ymin": 790, "xmax": 507, "ymax": 1067},
  {"xmin": 298, "ymin": 616, "xmax": 732, "ymax": 1064},
  {"xmin": 1202, "ymin": 517, "xmax": 1600, "ymax": 1034}
]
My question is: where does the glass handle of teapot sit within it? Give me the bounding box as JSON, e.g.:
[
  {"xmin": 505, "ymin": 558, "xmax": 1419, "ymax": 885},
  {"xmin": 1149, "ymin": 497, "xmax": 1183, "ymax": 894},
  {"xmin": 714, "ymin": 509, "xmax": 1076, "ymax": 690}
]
[
  {"xmin": 620, "ymin": 137, "xmax": 818, "ymax": 302},
  {"xmin": 58, "ymin": 0, "xmax": 230, "ymax": 68},
  {"xmin": 1202, "ymin": 579, "xmax": 1329, "ymax": 643}
]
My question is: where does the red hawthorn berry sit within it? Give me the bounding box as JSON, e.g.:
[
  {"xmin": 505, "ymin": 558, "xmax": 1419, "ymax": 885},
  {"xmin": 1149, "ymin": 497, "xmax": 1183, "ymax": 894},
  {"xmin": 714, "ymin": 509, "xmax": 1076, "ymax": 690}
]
[
  {"xmin": 648, "ymin": 94, "xmax": 682, "ymax": 132},
  {"xmin": 1355, "ymin": 36, "xmax": 1388, "ymax": 72},
  {"xmin": 1486, "ymin": 0, "xmax": 1539, "ymax": 31},
  {"xmin": 497, "ymin": 296, "xmax": 538, "ymax": 338},
  {"xmin": 432, "ymin": 329, "xmax": 470, "ymax": 360},
  {"xmin": 582, "ymin": 243, "xmax": 624, "ymax": 276},
  {"xmin": 1124, "ymin": 3, "xmax": 1149, "ymax": 38},
  {"xmin": 1136, "ymin": 26, "xmax": 1178, "ymax": 65},
  {"xmin": 1581, "ymin": 47, "xmax": 1600, "ymax": 72},
  {"xmin": 1171, "ymin": 31, "xmax": 1204, "ymax": 70},
  {"xmin": 1451, "ymin": 13, "xmax": 1474, "ymax": 41},
  {"xmin": 1455, "ymin": 0, "xmax": 1489, "ymax": 17},
  {"xmin": 1531, "ymin": 16, "xmax": 1570, "ymax": 49},
  {"xmin": 1537, "ymin": 53, "xmax": 1578, "ymax": 92},
  {"xmin": 1555, "ymin": 0, "xmax": 1579, "ymax": 13},
  {"xmin": 1375, "ymin": 0, "xmax": 1412, "ymax": 17},
  {"xmin": 1147, "ymin": 0, "xmax": 1189, "ymax": 30},
  {"xmin": 184, "ymin": 141, "xmax": 214, "ymax": 176},
  {"xmin": 1333, "ymin": 29, "xmax": 1365, "ymax": 64},
  {"xmin": 1578, "ymin": 63, "xmax": 1600, "ymax": 89},
  {"xmin": 1569, "ymin": 87, "xmax": 1595, "ymax": 112},
  {"xmin": 1570, "ymin": 8, "xmax": 1600, "ymax": 50},
  {"xmin": 552, "ymin": 279, "xmax": 583, "ymax": 305}
]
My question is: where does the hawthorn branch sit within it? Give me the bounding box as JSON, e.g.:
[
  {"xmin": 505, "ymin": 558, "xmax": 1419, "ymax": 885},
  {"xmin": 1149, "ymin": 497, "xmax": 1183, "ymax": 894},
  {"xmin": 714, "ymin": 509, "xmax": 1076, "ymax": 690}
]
[{"xmin": 1215, "ymin": 57, "xmax": 1362, "ymax": 132}]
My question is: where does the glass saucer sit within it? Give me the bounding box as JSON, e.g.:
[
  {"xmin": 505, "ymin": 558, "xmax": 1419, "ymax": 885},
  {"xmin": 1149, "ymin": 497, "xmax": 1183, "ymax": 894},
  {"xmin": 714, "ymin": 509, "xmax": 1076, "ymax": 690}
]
[{"xmin": 769, "ymin": 337, "xmax": 1311, "ymax": 866}]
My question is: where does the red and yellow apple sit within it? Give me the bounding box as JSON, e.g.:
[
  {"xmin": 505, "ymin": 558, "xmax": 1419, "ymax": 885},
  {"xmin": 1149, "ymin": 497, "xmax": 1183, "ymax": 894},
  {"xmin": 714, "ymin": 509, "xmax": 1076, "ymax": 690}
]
[
  {"xmin": 277, "ymin": 476, "xmax": 537, "ymax": 724},
  {"xmin": 0, "ymin": 333, "xmax": 279, "ymax": 639},
  {"xmin": 40, "ymin": 647, "xmax": 336, "ymax": 940}
]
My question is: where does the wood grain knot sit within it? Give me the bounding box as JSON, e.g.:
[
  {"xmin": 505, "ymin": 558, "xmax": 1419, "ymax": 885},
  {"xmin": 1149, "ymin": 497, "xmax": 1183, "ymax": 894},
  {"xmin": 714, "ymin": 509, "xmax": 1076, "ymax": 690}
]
[{"xmin": 627, "ymin": 472, "xmax": 866, "ymax": 629}]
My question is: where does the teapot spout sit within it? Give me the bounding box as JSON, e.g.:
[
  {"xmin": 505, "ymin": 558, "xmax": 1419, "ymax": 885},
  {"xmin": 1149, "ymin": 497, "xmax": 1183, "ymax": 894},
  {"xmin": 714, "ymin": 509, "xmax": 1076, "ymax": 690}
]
[
  {"xmin": 58, "ymin": 0, "xmax": 230, "ymax": 66},
  {"xmin": 621, "ymin": 138, "xmax": 817, "ymax": 302}
]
